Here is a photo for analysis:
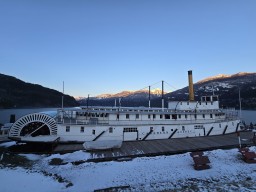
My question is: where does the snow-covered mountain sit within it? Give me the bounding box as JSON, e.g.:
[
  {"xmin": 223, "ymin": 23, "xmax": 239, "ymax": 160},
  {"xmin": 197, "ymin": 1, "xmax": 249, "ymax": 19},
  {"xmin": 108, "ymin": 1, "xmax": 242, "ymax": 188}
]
[
  {"xmin": 168, "ymin": 72, "xmax": 256, "ymax": 109},
  {"xmin": 74, "ymin": 96, "xmax": 87, "ymax": 101},
  {"xmin": 77, "ymin": 88, "xmax": 167, "ymax": 106},
  {"xmin": 96, "ymin": 88, "xmax": 164, "ymax": 99}
]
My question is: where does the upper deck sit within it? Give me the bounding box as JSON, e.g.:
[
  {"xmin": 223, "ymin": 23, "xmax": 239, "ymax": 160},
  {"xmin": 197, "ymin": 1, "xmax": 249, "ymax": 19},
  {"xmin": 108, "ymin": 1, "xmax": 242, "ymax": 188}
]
[
  {"xmin": 55, "ymin": 95, "xmax": 238, "ymax": 126},
  {"xmin": 168, "ymin": 96, "xmax": 220, "ymax": 111}
]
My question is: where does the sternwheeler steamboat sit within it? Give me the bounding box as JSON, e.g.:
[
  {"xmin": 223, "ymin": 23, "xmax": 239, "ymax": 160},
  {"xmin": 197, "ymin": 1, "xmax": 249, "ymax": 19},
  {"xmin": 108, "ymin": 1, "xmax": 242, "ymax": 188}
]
[{"xmin": 8, "ymin": 71, "xmax": 241, "ymax": 150}]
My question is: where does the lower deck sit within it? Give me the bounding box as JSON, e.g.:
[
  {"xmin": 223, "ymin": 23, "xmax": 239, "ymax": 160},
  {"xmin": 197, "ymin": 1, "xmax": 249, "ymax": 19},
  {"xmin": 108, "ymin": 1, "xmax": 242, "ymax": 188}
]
[{"xmin": 53, "ymin": 131, "xmax": 254, "ymax": 162}]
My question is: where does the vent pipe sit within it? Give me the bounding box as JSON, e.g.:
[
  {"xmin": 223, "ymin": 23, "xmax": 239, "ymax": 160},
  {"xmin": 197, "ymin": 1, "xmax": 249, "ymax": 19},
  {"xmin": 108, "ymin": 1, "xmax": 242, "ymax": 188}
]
[{"xmin": 188, "ymin": 70, "xmax": 194, "ymax": 101}]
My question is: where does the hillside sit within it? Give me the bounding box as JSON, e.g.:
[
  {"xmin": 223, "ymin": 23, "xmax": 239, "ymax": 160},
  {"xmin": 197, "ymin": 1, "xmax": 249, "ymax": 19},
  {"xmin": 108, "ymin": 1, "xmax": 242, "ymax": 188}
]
[
  {"xmin": 77, "ymin": 72, "xmax": 256, "ymax": 109},
  {"xmin": 0, "ymin": 74, "xmax": 78, "ymax": 108},
  {"xmin": 167, "ymin": 72, "xmax": 256, "ymax": 109}
]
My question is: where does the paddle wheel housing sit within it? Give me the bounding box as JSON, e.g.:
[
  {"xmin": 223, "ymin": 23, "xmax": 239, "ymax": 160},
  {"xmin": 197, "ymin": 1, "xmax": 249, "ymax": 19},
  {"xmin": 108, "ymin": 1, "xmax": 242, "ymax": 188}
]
[{"xmin": 8, "ymin": 113, "xmax": 57, "ymax": 140}]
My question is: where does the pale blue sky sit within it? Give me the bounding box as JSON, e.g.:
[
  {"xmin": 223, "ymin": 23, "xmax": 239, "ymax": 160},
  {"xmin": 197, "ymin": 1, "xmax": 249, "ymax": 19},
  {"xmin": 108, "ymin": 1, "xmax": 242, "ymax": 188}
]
[{"xmin": 0, "ymin": 0, "xmax": 255, "ymax": 97}]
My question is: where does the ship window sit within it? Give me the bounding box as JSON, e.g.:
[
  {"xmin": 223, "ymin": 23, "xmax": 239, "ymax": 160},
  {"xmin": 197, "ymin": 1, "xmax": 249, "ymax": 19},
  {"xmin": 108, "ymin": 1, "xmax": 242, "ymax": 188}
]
[
  {"xmin": 162, "ymin": 127, "xmax": 165, "ymax": 131},
  {"xmin": 92, "ymin": 129, "xmax": 95, "ymax": 135},
  {"xmin": 203, "ymin": 114, "xmax": 205, "ymax": 118},
  {"xmin": 219, "ymin": 124, "xmax": 221, "ymax": 128},
  {"xmin": 126, "ymin": 114, "xmax": 129, "ymax": 119},
  {"xmin": 210, "ymin": 114, "xmax": 213, "ymax": 118},
  {"xmin": 206, "ymin": 102, "xmax": 208, "ymax": 105},
  {"xmin": 80, "ymin": 126, "xmax": 84, "ymax": 133},
  {"xmin": 117, "ymin": 114, "xmax": 119, "ymax": 119},
  {"xmin": 150, "ymin": 127, "xmax": 153, "ymax": 131},
  {"xmin": 136, "ymin": 114, "xmax": 139, "ymax": 119},
  {"xmin": 153, "ymin": 114, "xmax": 156, "ymax": 119},
  {"xmin": 105, "ymin": 113, "xmax": 109, "ymax": 117},
  {"xmin": 124, "ymin": 127, "xmax": 138, "ymax": 132},
  {"xmin": 148, "ymin": 114, "xmax": 151, "ymax": 119},
  {"xmin": 182, "ymin": 126, "xmax": 185, "ymax": 131},
  {"xmin": 109, "ymin": 127, "xmax": 113, "ymax": 133},
  {"xmin": 185, "ymin": 114, "xmax": 187, "ymax": 119},
  {"xmin": 194, "ymin": 114, "xmax": 197, "ymax": 119},
  {"xmin": 172, "ymin": 114, "xmax": 177, "ymax": 119},
  {"xmin": 171, "ymin": 129, "xmax": 173, "ymax": 131},
  {"xmin": 178, "ymin": 114, "xmax": 181, "ymax": 119},
  {"xmin": 66, "ymin": 126, "xmax": 70, "ymax": 132},
  {"xmin": 165, "ymin": 114, "xmax": 170, "ymax": 119},
  {"xmin": 160, "ymin": 114, "xmax": 163, "ymax": 119}
]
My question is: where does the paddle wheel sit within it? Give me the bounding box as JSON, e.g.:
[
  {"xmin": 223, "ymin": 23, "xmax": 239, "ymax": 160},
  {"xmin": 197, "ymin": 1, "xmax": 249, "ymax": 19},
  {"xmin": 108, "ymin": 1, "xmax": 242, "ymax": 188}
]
[{"xmin": 8, "ymin": 113, "xmax": 57, "ymax": 142}]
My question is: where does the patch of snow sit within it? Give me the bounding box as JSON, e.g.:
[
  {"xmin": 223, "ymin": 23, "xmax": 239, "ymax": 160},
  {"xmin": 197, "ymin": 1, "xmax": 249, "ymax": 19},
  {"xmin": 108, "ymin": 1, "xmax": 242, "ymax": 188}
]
[
  {"xmin": 19, "ymin": 154, "xmax": 42, "ymax": 161},
  {"xmin": 0, "ymin": 167, "xmax": 65, "ymax": 192},
  {"xmin": 216, "ymin": 82, "xmax": 234, "ymax": 88},
  {"xmin": 0, "ymin": 141, "xmax": 16, "ymax": 147},
  {"xmin": 44, "ymin": 150, "xmax": 91, "ymax": 163},
  {"xmin": 198, "ymin": 82, "xmax": 234, "ymax": 92}
]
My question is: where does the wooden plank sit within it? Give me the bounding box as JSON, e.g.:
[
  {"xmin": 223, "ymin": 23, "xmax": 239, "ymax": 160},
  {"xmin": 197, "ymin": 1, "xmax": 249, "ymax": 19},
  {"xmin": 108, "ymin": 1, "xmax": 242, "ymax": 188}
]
[{"xmin": 50, "ymin": 132, "xmax": 255, "ymax": 162}]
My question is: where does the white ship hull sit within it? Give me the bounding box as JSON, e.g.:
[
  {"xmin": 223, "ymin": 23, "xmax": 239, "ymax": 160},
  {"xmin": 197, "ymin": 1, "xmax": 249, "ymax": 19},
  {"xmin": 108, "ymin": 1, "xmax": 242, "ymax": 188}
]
[{"xmin": 56, "ymin": 119, "xmax": 240, "ymax": 143}]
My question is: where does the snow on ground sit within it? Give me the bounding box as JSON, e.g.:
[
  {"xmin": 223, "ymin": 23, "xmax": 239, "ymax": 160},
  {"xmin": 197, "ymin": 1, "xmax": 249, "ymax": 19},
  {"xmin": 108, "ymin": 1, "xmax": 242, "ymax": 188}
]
[
  {"xmin": 0, "ymin": 141, "xmax": 16, "ymax": 148},
  {"xmin": 44, "ymin": 150, "xmax": 91, "ymax": 163},
  {"xmin": 1, "ymin": 147, "xmax": 256, "ymax": 191},
  {"xmin": 0, "ymin": 167, "xmax": 65, "ymax": 192}
]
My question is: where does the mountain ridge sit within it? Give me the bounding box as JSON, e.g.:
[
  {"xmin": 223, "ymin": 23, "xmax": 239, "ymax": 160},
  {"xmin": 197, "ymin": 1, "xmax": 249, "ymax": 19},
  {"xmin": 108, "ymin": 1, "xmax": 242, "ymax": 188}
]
[
  {"xmin": 95, "ymin": 88, "xmax": 165, "ymax": 99},
  {"xmin": 77, "ymin": 72, "xmax": 256, "ymax": 109},
  {"xmin": 0, "ymin": 73, "xmax": 79, "ymax": 108},
  {"xmin": 197, "ymin": 72, "xmax": 256, "ymax": 84}
]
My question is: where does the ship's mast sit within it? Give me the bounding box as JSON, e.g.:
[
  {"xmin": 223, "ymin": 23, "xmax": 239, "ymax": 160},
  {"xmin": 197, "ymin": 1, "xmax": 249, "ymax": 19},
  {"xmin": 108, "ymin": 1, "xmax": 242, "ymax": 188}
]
[
  {"xmin": 239, "ymin": 87, "xmax": 242, "ymax": 118},
  {"xmin": 149, "ymin": 86, "xmax": 151, "ymax": 108},
  {"xmin": 162, "ymin": 80, "xmax": 164, "ymax": 110},
  {"xmin": 87, "ymin": 94, "xmax": 89, "ymax": 109},
  {"xmin": 62, "ymin": 81, "xmax": 64, "ymax": 109}
]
